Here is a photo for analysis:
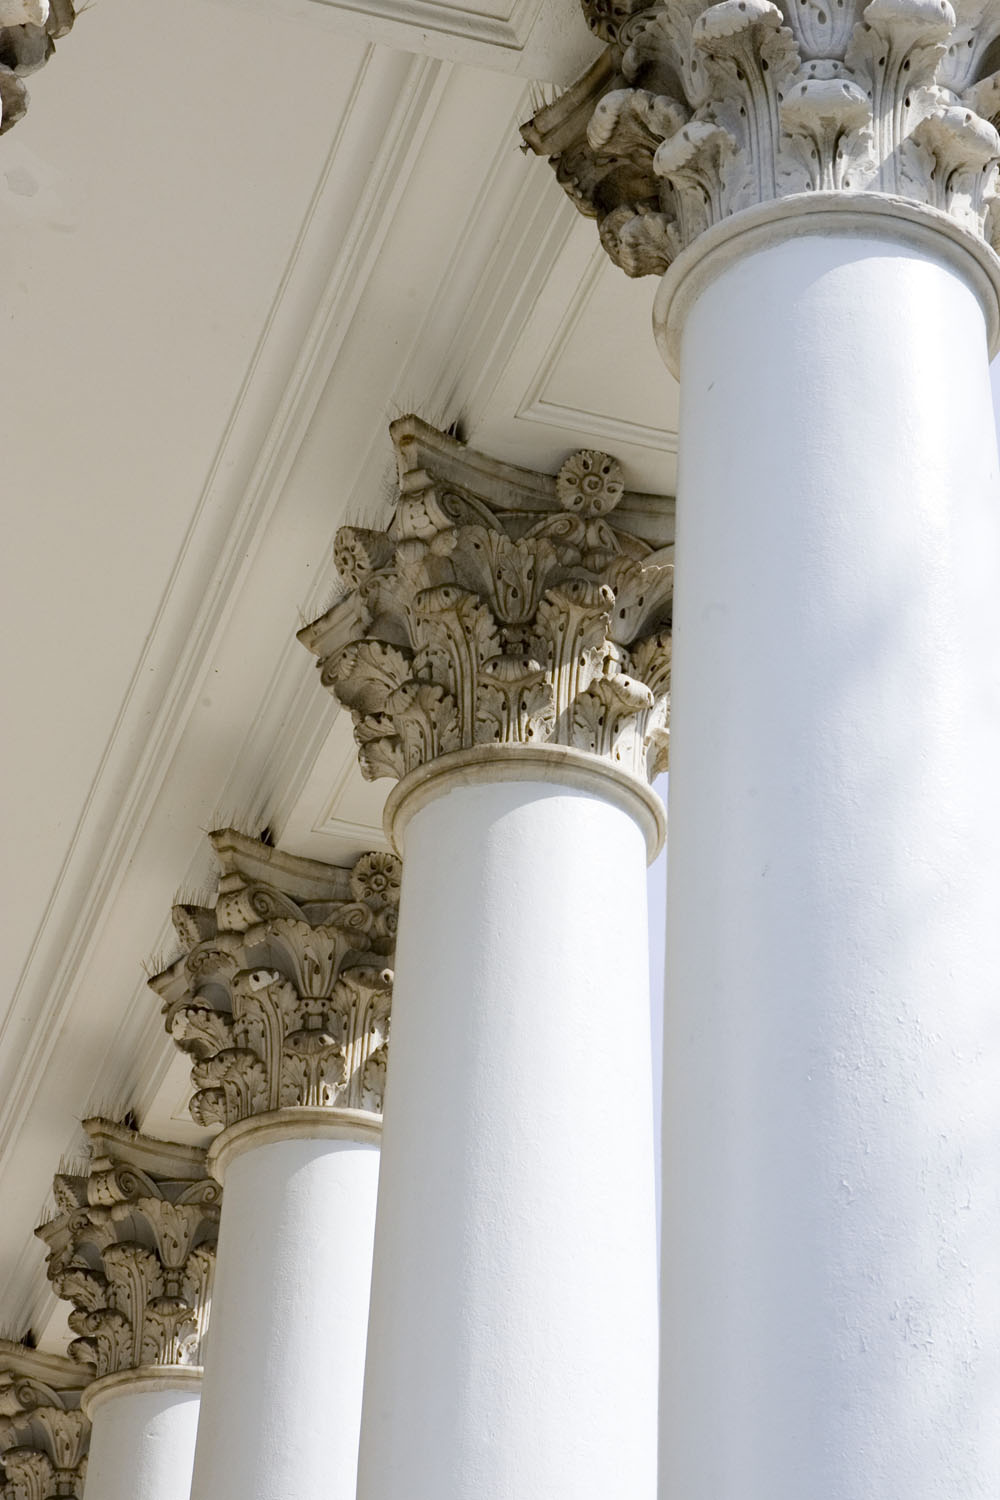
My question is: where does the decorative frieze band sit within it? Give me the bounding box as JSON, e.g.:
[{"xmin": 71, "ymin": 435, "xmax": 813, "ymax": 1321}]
[
  {"xmin": 36, "ymin": 1121, "xmax": 219, "ymax": 1381},
  {"xmin": 149, "ymin": 830, "xmax": 398, "ymax": 1131},
  {"xmin": 298, "ymin": 417, "xmax": 673, "ymax": 790},
  {"xmin": 0, "ymin": 0, "xmax": 75, "ymax": 136},
  {"xmin": 0, "ymin": 1342, "xmax": 89, "ymax": 1500},
  {"xmin": 521, "ymin": 0, "xmax": 1000, "ymax": 276}
]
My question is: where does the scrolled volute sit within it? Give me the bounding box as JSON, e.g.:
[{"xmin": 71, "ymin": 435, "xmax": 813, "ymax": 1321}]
[
  {"xmin": 0, "ymin": 1344, "xmax": 89, "ymax": 1500},
  {"xmin": 298, "ymin": 418, "xmax": 673, "ymax": 789},
  {"xmin": 36, "ymin": 1121, "xmax": 218, "ymax": 1380},
  {"xmin": 149, "ymin": 831, "xmax": 399, "ymax": 1129},
  {"xmin": 522, "ymin": 0, "xmax": 1000, "ymax": 274}
]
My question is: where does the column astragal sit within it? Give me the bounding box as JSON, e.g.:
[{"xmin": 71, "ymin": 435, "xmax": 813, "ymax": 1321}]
[
  {"xmin": 37, "ymin": 1119, "xmax": 216, "ymax": 1500},
  {"xmin": 149, "ymin": 829, "xmax": 398, "ymax": 1500},
  {"xmin": 526, "ymin": 5, "xmax": 1000, "ymax": 1497},
  {"xmin": 299, "ymin": 416, "xmax": 672, "ymax": 1500},
  {"xmin": 0, "ymin": 1341, "xmax": 89, "ymax": 1500}
]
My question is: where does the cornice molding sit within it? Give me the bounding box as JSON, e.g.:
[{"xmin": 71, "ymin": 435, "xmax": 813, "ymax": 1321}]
[
  {"xmin": 522, "ymin": 0, "xmax": 1000, "ymax": 282},
  {"xmin": 36, "ymin": 1121, "xmax": 218, "ymax": 1381},
  {"xmin": 299, "ymin": 417, "xmax": 673, "ymax": 794},
  {"xmin": 150, "ymin": 832, "xmax": 398, "ymax": 1131}
]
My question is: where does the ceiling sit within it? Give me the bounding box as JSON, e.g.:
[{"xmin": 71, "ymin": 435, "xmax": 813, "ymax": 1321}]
[{"xmin": 0, "ymin": 0, "xmax": 679, "ymax": 1343}]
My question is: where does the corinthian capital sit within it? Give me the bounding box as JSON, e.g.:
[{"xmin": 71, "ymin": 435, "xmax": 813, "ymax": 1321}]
[
  {"xmin": 521, "ymin": 0, "xmax": 1000, "ymax": 274},
  {"xmin": 298, "ymin": 417, "xmax": 673, "ymax": 792},
  {"xmin": 0, "ymin": 0, "xmax": 75, "ymax": 136},
  {"xmin": 149, "ymin": 830, "xmax": 398, "ymax": 1131},
  {"xmin": 0, "ymin": 1342, "xmax": 90, "ymax": 1500},
  {"xmin": 36, "ymin": 1121, "xmax": 219, "ymax": 1381}
]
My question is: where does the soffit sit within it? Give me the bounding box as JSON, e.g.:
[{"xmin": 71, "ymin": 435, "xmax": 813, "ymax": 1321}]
[{"xmin": 0, "ymin": 0, "xmax": 678, "ymax": 1342}]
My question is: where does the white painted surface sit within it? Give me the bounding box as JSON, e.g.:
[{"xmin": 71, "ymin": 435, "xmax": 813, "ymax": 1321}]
[
  {"xmin": 189, "ymin": 1135, "xmax": 379, "ymax": 1500},
  {"xmin": 358, "ymin": 776, "xmax": 659, "ymax": 1500},
  {"xmin": 84, "ymin": 1381, "xmax": 200, "ymax": 1500},
  {"xmin": 662, "ymin": 232, "xmax": 1000, "ymax": 1496}
]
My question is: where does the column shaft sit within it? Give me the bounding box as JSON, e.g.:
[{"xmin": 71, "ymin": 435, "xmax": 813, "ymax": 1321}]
[
  {"xmin": 189, "ymin": 1133, "xmax": 379, "ymax": 1500},
  {"xmin": 358, "ymin": 775, "xmax": 660, "ymax": 1500},
  {"xmin": 84, "ymin": 1381, "xmax": 200, "ymax": 1500},
  {"xmin": 661, "ymin": 230, "xmax": 1000, "ymax": 1496}
]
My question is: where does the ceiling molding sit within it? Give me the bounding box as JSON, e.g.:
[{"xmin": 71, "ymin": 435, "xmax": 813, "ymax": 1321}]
[
  {"xmin": 206, "ymin": 0, "xmax": 602, "ymax": 80},
  {"xmin": 0, "ymin": 51, "xmax": 453, "ymax": 1324},
  {"xmin": 513, "ymin": 248, "xmax": 678, "ymax": 455},
  {"xmin": 515, "ymin": 399, "xmax": 679, "ymax": 454},
  {"xmin": 314, "ymin": 0, "xmax": 542, "ymax": 51}
]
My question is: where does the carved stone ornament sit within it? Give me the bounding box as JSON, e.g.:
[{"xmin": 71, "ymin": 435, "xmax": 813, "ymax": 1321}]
[
  {"xmin": 36, "ymin": 1120, "xmax": 219, "ymax": 1381},
  {"xmin": 0, "ymin": 0, "xmax": 74, "ymax": 136},
  {"xmin": 521, "ymin": 0, "xmax": 1000, "ymax": 274},
  {"xmin": 297, "ymin": 417, "xmax": 673, "ymax": 790},
  {"xmin": 0, "ymin": 1342, "xmax": 89, "ymax": 1500},
  {"xmin": 148, "ymin": 830, "xmax": 398, "ymax": 1131}
]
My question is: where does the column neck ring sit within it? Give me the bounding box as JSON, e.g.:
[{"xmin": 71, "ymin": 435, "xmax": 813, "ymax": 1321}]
[
  {"xmin": 654, "ymin": 192, "xmax": 1000, "ymax": 378},
  {"xmin": 383, "ymin": 743, "xmax": 666, "ymax": 863},
  {"xmin": 207, "ymin": 1106, "xmax": 382, "ymax": 1184},
  {"xmin": 81, "ymin": 1365, "xmax": 203, "ymax": 1419}
]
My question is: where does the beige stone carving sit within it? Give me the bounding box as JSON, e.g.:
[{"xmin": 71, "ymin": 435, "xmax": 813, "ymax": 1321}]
[
  {"xmin": 521, "ymin": 0, "xmax": 1000, "ymax": 273},
  {"xmin": 149, "ymin": 831, "xmax": 398, "ymax": 1130},
  {"xmin": 298, "ymin": 417, "xmax": 673, "ymax": 788},
  {"xmin": 0, "ymin": 1342, "xmax": 89, "ymax": 1500},
  {"xmin": 0, "ymin": 0, "xmax": 74, "ymax": 136},
  {"xmin": 36, "ymin": 1121, "xmax": 218, "ymax": 1381}
]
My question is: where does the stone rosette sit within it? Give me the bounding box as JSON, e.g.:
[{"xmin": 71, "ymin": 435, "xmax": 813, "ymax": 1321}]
[
  {"xmin": 149, "ymin": 831, "xmax": 398, "ymax": 1132},
  {"xmin": 36, "ymin": 1121, "xmax": 219, "ymax": 1382},
  {"xmin": 298, "ymin": 417, "xmax": 673, "ymax": 791}
]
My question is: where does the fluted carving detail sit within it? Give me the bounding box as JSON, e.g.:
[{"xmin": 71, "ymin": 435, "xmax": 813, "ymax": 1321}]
[
  {"xmin": 0, "ymin": 0, "xmax": 75, "ymax": 136},
  {"xmin": 0, "ymin": 1343, "xmax": 89, "ymax": 1500},
  {"xmin": 521, "ymin": 0, "xmax": 1000, "ymax": 273},
  {"xmin": 298, "ymin": 417, "xmax": 673, "ymax": 787},
  {"xmin": 149, "ymin": 831, "xmax": 398, "ymax": 1129},
  {"xmin": 36, "ymin": 1121, "xmax": 219, "ymax": 1380}
]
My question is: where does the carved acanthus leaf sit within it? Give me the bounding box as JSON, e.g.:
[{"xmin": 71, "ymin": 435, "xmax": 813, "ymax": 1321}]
[
  {"xmin": 37, "ymin": 1122, "xmax": 218, "ymax": 1379},
  {"xmin": 148, "ymin": 832, "xmax": 399, "ymax": 1129},
  {"xmin": 522, "ymin": 0, "xmax": 1000, "ymax": 269},
  {"xmin": 0, "ymin": 1345, "xmax": 88, "ymax": 1500},
  {"xmin": 299, "ymin": 422, "xmax": 672, "ymax": 788}
]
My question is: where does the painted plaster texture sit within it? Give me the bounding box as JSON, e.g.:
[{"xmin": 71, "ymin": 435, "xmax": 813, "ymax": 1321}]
[
  {"xmin": 660, "ymin": 230, "xmax": 1000, "ymax": 1497},
  {"xmin": 84, "ymin": 1379, "xmax": 200, "ymax": 1500},
  {"xmin": 187, "ymin": 1132, "xmax": 379, "ymax": 1500},
  {"xmin": 356, "ymin": 777, "xmax": 660, "ymax": 1500}
]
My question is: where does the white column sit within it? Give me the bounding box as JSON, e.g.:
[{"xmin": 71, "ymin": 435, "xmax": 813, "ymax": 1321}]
[
  {"xmin": 150, "ymin": 832, "xmax": 398, "ymax": 1500},
  {"xmin": 188, "ymin": 1116, "xmax": 380, "ymax": 1500},
  {"xmin": 299, "ymin": 426, "xmax": 673, "ymax": 1500},
  {"xmin": 357, "ymin": 759, "xmax": 661, "ymax": 1500},
  {"xmin": 37, "ymin": 1120, "xmax": 218, "ymax": 1500},
  {"xmin": 83, "ymin": 1372, "xmax": 201, "ymax": 1500},
  {"xmin": 657, "ymin": 218, "xmax": 1000, "ymax": 1496}
]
